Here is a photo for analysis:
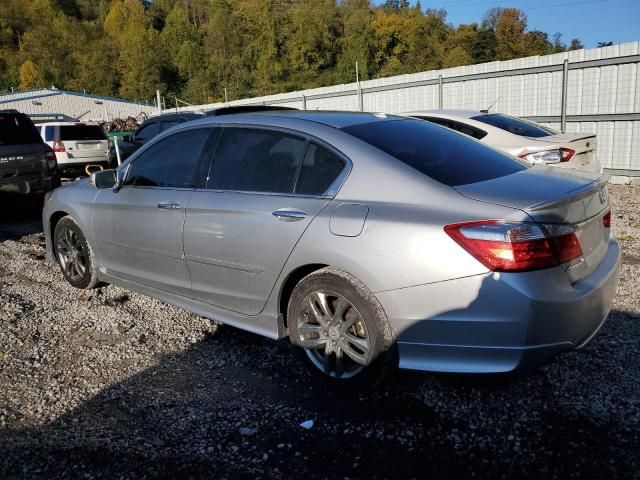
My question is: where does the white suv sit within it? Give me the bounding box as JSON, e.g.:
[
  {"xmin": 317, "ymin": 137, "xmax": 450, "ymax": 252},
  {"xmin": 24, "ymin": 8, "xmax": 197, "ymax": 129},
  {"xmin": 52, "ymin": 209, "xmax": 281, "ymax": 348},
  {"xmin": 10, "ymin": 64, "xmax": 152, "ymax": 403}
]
[{"xmin": 38, "ymin": 122, "xmax": 109, "ymax": 177}]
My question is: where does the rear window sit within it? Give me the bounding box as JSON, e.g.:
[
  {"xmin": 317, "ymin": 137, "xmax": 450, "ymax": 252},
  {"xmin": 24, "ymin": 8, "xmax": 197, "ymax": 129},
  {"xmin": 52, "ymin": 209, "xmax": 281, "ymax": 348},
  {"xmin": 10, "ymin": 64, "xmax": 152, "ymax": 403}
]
[
  {"xmin": 60, "ymin": 124, "xmax": 106, "ymax": 141},
  {"xmin": 342, "ymin": 119, "xmax": 527, "ymax": 187},
  {"xmin": 471, "ymin": 114, "xmax": 557, "ymax": 138},
  {"xmin": 0, "ymin": 114, "xmax": 43, "ymax": 145}
]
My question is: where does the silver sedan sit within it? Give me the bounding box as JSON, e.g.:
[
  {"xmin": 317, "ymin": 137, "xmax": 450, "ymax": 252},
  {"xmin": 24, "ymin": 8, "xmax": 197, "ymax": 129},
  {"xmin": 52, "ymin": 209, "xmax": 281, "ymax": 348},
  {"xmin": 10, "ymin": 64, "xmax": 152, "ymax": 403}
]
[{"xmin": 42, "ymin": 111, "xmax": 620, "ymax": 385}]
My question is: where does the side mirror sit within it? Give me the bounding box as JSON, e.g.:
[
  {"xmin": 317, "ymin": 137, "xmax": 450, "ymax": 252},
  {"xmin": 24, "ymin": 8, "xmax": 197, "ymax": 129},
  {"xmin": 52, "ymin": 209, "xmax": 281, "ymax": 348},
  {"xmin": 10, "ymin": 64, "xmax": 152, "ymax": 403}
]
[{"xmin": 90, "ymin": 169, "xmax": 117, "ymax": 189}]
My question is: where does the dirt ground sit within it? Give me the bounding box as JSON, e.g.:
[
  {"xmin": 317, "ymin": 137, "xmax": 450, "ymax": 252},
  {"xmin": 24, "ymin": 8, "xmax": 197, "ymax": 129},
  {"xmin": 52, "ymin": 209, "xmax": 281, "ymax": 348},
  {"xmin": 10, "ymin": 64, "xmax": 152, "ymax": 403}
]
[{"xmin": 0, "ymin": 186, "xmax": 638, "ymax": 480}]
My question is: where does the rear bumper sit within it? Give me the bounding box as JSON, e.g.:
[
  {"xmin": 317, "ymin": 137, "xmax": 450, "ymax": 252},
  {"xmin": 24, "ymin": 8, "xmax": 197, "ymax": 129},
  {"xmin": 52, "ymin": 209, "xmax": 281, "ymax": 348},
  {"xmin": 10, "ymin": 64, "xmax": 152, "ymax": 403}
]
[
  {"xmin": 376, "ymin": 237, "xmax": 621, "ymax": 373},
  {"xmin": 0, "ymin": 174, "xmax": 59, "ymax": 195}
]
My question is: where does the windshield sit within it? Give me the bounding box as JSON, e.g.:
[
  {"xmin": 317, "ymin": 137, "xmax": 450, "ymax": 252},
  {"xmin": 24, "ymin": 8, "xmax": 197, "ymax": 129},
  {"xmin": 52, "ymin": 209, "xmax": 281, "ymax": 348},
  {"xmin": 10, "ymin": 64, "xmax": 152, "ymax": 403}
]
[
  {"xmin": 0, "ymin": 113, "xmax": 43, "ymax": 145},
  {"xmin": 471, "ymin": 113, "xmax": 558, "ymax": 138},
  {"xmin": 343, "ymin": 119, "xmax": 528, "ymax": 187}
]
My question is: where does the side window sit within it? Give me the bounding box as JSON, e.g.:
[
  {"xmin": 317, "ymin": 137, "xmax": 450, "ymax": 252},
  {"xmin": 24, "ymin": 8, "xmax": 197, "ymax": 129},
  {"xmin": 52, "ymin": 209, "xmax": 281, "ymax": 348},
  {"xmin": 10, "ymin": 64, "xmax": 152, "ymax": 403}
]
[
  {"xmin": 124, "ymin": 128, "xmax": 212, "ymax": 188},
  {"xmin": 44, "ymin": 126, "xmax": 54, "ymax": 141},
  {"xmin": 295, "ymin": 143, "xmax": 345, "ymax": 195},
  {"xmin": 208, "ymin": 128, "xmax": 306, "ymax": 194},
  {"xmin": 158, "ymin": 120, "xmax": 179, "ymax": 133},
  {"xmin": 134, "ymin": 122, "xmax": 157, "ymax": 143}
]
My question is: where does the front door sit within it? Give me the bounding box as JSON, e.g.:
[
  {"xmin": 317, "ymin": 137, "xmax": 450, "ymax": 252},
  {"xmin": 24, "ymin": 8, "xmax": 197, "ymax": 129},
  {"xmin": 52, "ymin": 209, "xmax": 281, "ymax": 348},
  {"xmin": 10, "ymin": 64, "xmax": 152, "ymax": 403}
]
[
  {"xmin": 92, "ymin": 126, "xmax": 215, "ymax": 297},
  {"xmin": 184, "ymin": 127, "xmax": 348, "ymax": 315}
]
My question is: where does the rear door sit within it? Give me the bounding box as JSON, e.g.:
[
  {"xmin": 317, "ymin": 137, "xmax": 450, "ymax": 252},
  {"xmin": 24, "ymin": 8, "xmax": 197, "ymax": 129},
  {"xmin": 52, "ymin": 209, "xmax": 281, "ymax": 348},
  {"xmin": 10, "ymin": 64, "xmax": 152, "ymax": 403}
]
[
  {"xmin": 59, "ymin": 124, "xmax": 108, "ymax": 162},
  {"xmin": 0, "ymin": 113, "xmax": 48, "ymax": 185},
  {"xmin": 183, "ymin": 126, "xmax": 348, "ymax": 315}
]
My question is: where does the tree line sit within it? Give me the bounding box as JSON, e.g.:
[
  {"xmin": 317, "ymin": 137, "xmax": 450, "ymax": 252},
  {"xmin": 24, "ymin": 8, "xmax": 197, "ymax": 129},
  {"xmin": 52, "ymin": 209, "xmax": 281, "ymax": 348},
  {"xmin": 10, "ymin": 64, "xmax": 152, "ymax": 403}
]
[{"xmin": 0, "ymin": 0, "xmax": 586, "ymax": 105}]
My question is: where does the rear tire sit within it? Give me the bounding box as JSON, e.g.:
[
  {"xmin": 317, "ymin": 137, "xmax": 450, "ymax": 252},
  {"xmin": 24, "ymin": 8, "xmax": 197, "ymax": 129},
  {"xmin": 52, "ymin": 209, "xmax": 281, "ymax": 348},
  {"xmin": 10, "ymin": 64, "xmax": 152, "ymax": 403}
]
[
  {"xmin": 54, "ymin": 216, "xmax": 100, "ymax": 289},
  {"xmin": 287, "ymin": 267, "xmax": 397, "ymax": 387}
]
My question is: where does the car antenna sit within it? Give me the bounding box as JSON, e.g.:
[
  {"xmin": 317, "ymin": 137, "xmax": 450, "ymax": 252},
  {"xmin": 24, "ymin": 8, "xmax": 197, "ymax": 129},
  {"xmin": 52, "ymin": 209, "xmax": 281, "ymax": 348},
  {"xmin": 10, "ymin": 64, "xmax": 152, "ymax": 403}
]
[{"xmin": 480, "ymin": 96, "xmax": 500, "ymax": 114}]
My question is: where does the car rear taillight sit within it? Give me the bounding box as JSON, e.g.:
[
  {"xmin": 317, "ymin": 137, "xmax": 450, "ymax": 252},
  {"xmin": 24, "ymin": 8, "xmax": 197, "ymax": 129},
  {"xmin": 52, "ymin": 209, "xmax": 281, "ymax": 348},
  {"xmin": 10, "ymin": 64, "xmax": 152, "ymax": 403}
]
[
  {"xmin": 559, "ymin": 148, "xmax": 575, "ymax": 162},
  {"xmin": 444, "ymin": 220, "xmax": 583, "ymax": 272},
  {"xmin": 45, "ymin": 149, "xmax": 57, "ymax": 171},
  {"xmin": 52, "ymin": 140, "xmax": 66, "ymax": 152},
  {"xmin": 603, "ymin": 210, "xmax": 611, "ymax": 228}
]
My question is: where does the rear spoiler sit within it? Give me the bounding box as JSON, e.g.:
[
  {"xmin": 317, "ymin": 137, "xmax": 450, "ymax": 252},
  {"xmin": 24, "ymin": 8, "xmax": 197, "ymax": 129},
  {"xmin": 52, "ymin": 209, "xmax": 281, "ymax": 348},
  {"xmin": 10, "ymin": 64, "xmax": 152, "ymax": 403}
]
[
  {"xmin": 528, "ymin": 173, "xmax": 609, "ymax": 211},
  {"xmin": 568, "ymin": 134, "xmax": 596, "ymax": 142}
]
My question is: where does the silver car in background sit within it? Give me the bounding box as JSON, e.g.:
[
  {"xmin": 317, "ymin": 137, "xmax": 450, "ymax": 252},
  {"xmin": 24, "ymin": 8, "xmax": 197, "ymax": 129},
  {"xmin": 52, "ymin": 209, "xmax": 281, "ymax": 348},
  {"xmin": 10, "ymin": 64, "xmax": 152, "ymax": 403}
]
[
  {"xmin": 42, "ymin": 112, "xmax": 620, "ymax": 385},
  {"xmin": 405, "ymin": 110, "xmax": 602, "ymax": 173}
]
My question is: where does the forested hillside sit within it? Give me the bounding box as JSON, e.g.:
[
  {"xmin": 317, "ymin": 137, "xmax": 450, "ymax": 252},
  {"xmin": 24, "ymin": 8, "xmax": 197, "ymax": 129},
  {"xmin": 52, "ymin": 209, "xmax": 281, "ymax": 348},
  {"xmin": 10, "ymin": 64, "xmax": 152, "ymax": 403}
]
[{"xmin": 0, "ymin": 0, "xmax": 584, "ymax": 104}]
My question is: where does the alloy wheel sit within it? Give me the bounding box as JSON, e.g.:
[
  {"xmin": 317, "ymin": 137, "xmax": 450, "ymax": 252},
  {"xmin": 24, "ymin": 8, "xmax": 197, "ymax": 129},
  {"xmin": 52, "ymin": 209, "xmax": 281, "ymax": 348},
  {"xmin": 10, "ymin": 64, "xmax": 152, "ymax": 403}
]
[
  {"xmin": 296, "ymin": 290, "xmax": 371, "ymax": 379},
  {"xmin": 56, "ymin": 227, "xmax": 87, "ymax": 282}
]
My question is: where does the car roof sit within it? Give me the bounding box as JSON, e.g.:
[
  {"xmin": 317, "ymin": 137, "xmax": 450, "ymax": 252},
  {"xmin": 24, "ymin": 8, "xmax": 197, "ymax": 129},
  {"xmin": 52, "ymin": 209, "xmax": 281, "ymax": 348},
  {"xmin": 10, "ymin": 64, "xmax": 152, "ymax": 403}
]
[
  {"xmin": 144, "ymin": 112, "xmax": 204, "ymax": 122},
  {"xmin": 38, "ymin": 121, "xmax": 101, "ymax": 126},
  {"xmin": 187, "ymin": 110, "xmax": 399, "ymax": 129},
  {"xmin": 405, "ymin": 109, "xmax": 486, "ymax": 119}
]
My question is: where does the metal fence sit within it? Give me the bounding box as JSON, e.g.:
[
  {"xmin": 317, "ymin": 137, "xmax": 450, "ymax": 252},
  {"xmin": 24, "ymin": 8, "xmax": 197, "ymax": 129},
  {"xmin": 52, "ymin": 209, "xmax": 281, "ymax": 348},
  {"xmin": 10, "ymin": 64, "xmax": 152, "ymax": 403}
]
[{"xmin": 196, "ymin": 41, "xmax": 640, "ymax": 176}]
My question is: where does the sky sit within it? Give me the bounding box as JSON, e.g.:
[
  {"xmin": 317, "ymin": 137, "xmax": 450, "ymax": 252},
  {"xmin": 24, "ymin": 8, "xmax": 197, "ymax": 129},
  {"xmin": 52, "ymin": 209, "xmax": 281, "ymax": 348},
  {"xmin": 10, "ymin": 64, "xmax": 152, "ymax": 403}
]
[{"xmin": 373, "ymin": 0, "xmax": 640, "ymax": 48}]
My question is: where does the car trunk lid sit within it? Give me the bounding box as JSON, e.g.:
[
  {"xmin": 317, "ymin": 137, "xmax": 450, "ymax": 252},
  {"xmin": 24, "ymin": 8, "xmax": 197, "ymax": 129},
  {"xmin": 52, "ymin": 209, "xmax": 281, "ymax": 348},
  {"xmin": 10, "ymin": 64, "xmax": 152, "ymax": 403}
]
[
  {"xmin": 455, "ymin": 166, "xmax": 610, "ymax": 282},
  {"xmin": 537, "ymin": 132, "xmax": 597, "ymax": 169}
]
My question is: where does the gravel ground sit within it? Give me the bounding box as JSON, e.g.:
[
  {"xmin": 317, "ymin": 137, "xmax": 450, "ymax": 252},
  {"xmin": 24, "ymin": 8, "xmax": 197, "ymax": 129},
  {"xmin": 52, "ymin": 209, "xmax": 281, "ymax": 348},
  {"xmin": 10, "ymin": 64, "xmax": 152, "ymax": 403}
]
[{"xmin": 0, "ymin": 186, "xmax": 638, "ymax": 480}]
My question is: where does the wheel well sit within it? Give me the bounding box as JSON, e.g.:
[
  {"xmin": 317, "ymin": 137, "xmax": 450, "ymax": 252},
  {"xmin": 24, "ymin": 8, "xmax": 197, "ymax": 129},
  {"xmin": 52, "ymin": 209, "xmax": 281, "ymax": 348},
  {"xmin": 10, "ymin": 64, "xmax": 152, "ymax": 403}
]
[
  {"xmin": 49, "ymin": 211, "xmax": 69, "ymax": 254},
  {"xmin": 279, "ymin": 263, "xmax": 328, "ymax": 329}
]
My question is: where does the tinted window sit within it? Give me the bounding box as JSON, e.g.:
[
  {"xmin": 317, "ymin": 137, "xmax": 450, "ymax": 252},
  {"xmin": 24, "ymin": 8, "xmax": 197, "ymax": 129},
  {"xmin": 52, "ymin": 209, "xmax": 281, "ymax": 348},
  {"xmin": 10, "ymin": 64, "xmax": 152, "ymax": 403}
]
[
  {"xmin": 125, "ymin": 128, "xmax": 211, "ymax": 188},
  {"xmin": 159, "ymin": 120, "xmax": 179, "ymax": 133},
  {"xmin": 0, "ymin": 113, "xmax": 42, "ymax": 145},
  {"xmin": 135, "ymin": 123, "xmax": 157, "ymax": 143},
  {"xmin": 343, "ymin": 119, "xmax": 527, "ymax": 187},
  {"xmin": 416, "ymin": 117, "xmax": 487, "ymax": 140},
  {"xmin": 295, "ymin": 143, "xmax": 345, "ymax": 195},
  {"xmin": 471, "ymin": 114, "xmax": 557, "ymax": 138},
  {"xmin": 60, "ymin": 124, "xmax": 106, "ymax": 141},
  {"xmin": 208, "ymin": 128, "xmax": 306, "ymax": 194},
  {"xmin": 44, "ymin": 126, "xmax": 54, "ymax": 142}
]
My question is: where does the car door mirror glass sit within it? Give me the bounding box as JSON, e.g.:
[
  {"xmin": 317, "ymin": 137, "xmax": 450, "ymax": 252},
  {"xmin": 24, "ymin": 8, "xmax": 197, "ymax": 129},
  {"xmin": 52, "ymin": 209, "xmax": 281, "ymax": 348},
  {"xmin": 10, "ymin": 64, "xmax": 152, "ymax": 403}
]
[{"xmin": 91, "ymin": 169, "xmax": 117, "ymax": 189}]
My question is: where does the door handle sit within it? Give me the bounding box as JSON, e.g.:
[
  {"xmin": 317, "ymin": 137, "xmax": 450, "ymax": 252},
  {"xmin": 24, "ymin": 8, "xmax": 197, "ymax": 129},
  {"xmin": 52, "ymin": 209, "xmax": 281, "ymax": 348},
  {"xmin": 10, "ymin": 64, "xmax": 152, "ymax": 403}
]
[
  {"xmin": 157, "ymin": 201, "xmax": 181, "ymax": 210},
  {"xmin": 272, "ymin": 209, "xmax": 307, "ymax": 222}
]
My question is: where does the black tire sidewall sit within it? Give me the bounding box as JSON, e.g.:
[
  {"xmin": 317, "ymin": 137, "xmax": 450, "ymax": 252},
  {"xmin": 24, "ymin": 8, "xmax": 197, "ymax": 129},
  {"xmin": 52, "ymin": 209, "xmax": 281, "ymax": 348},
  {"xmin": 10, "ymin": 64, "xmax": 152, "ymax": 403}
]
[
  {"xmin": 54, "ymin": 216, "xmax": 98, "ymax": 289},
  {"xmin": 287, "ymin": 268, "xmax": 397, "ymax": 386}
]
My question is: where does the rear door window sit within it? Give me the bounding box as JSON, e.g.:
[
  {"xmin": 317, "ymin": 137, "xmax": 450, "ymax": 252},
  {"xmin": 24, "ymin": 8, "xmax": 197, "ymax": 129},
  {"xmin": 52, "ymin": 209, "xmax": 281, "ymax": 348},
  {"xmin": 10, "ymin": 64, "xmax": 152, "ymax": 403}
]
[
  {"xmin": 471, "ymin": 114, "xmax": 557, "ymax": 138},
  {"xmin": 0, "ymin": 114, "xmax": 43, "ymax": 145},
  {"xmin": 295, "ymin": 143, "xmax": 345, "ymax": 195},
  {"xmin": 124, "ymin": 128, "xmax": 212, "ymax": 188},
  {"xmin": 134, "ymin": 122, "xmax": 158, "ymax": 144},
  {"xmin": 343, "ymin": 119, "xmax": 527, "ymax": 187},
  {"xmin": 416, "ymin": 116, "xmax": 487, "ymax": 140},
  {"xmin": 59, "ymin": 125, "xmax": 106, "ymax": 141},
  {"xmin": 159, "ymin": 120, "xmax": 180, "ymax": 133},
  {"xmin": 44, "ymin": 126, "xmax": 54, "ymax": 141},
  {"xmin": 207, "ymin": 128, "xmax": 307, "ymax": 194}
]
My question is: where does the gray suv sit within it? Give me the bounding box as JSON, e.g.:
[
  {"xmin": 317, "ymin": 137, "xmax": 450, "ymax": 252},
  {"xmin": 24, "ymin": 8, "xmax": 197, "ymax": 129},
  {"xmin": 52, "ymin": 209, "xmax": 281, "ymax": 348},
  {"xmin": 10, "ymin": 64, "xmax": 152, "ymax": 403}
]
[{"xmin": 0, "ymin": 110, "xmax": 59, "ymax": 195}]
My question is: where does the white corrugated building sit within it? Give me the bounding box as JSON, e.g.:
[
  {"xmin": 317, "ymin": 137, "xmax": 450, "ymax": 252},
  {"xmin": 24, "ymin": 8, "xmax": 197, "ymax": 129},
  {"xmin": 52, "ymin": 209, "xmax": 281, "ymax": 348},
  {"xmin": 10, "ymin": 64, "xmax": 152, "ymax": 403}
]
[
  {"xmin": 184, "ymin": 41, "xmax": 640, "ymax": 177},
  {"xmin": 0, "ymin": 88, "xmax": 154, "ymax": 122}
]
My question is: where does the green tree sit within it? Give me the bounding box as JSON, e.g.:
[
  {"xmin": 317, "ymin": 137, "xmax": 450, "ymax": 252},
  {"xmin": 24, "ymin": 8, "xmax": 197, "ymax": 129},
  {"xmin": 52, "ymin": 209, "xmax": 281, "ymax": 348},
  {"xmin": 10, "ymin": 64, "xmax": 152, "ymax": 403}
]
[{"xmin": 18, "ymin": 59, "xmax": 45, "ymax": 89}]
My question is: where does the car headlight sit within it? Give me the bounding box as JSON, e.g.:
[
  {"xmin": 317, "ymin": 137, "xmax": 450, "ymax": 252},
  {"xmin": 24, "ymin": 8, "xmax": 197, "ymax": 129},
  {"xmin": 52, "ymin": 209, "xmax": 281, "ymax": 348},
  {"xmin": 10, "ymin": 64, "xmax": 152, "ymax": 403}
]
[{"xmin": 519, "ymin": 148, "xmax": 575, "ymax": 165}]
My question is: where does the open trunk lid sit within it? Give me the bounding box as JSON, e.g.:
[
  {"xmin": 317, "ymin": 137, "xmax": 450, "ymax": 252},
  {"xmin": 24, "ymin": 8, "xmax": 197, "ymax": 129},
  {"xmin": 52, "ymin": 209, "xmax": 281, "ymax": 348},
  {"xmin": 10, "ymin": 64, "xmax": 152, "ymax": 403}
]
[{"xmin": 455, "ymin": 166, "xmax": 611, "ymax": 282}]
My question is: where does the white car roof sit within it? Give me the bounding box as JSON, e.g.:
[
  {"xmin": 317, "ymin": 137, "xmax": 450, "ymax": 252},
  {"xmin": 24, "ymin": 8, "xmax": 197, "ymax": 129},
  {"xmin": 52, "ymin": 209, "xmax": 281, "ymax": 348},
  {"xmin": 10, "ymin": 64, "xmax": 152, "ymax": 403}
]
[{"xmin": 403, "ymin": 109, "xmax": 485, "ymax": 119}]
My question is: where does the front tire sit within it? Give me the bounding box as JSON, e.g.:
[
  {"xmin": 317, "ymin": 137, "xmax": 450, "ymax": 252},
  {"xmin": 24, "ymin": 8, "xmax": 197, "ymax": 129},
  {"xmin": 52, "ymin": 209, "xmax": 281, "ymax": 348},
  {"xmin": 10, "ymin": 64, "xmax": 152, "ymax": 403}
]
[
  {"xmin": 287, "ymin": 267, "xmax": 397, "ymax": 386},
  {"xmin": 54, "ymin": 216, "xmax": 100, "ymax": 289}
]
